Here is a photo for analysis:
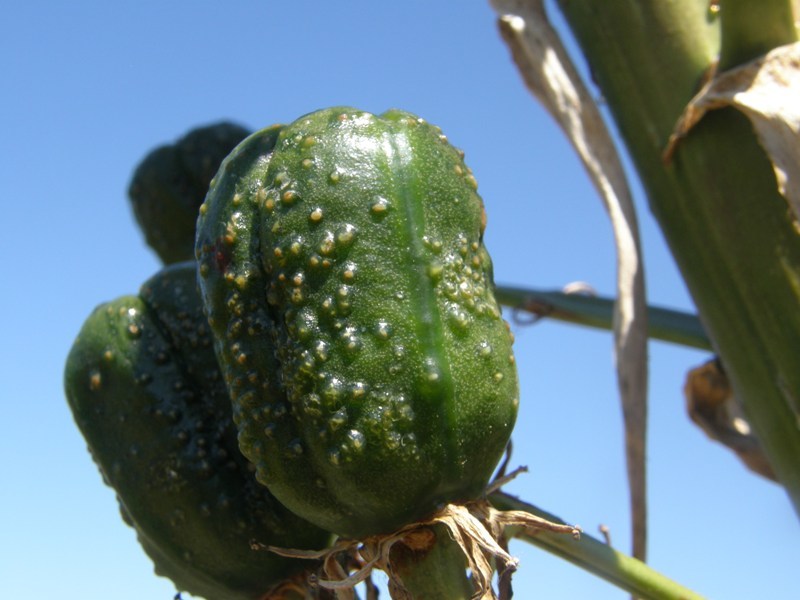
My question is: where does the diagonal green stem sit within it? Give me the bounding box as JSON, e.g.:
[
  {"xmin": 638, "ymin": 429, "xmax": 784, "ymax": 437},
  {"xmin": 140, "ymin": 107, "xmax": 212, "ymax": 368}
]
[
  {"xmin": 495, "ymin": 285, "xmax": 711, "ymax": 351},
  {"xmin": 554, "ymin": 0, "xmax": 800, "ymax": 518},
  {"xmin": 489, "ymin": 492, "xmax": 706, "ymax": 600}
]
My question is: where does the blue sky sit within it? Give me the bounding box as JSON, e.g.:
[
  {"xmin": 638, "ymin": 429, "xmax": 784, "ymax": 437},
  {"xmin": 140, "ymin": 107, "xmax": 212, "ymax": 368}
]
[{"xmin": 1, "ymin": 1, "xmax": 796, "ymax": 598}]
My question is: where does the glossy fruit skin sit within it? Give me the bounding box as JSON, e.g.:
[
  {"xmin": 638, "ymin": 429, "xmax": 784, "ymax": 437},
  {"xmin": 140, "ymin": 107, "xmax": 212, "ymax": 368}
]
[
  {"xmin": 129, "ymin": 122, "xmax": 250, "ymax": 264},
  {"xmin": 196, "ymin": 107, "xmax": 519, "ymax": 538},
  {"xmin": 64, "ymin": 263, "xmax": 330, "ymax": 600}
]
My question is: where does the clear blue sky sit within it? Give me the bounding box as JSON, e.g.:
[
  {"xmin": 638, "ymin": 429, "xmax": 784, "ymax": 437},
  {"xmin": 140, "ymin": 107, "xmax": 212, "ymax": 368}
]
[{"xmin": 1, "ymin": 1, "xmax": 795, "ymax": 598}]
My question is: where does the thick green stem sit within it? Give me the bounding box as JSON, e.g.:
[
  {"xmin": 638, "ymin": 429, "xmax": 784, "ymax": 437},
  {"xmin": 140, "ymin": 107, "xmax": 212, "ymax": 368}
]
[
  {"xmin": 719, "ymin": 0, "xmax": 797, "ymax": 69},
  {"xmin": 496, "ymin": 285, "xmax": 711, "ymax": 351},
  {"xmin": 555, "ymin": 0, "xmax": 800, "ymax": 517},
  {"xmin": 389, "ymin": 525, "xmax": 474, "ymax": 599}
]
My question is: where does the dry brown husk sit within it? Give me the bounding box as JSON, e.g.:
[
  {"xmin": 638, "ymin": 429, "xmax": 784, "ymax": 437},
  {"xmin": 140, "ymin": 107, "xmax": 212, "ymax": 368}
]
[{"xmin": 256, "ymin": 473, "xmax": 580, "ymax": 600}]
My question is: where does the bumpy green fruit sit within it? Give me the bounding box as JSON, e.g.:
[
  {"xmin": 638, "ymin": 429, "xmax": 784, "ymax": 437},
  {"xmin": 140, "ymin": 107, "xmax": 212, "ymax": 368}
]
[
  {"xmin": 64, "ymin": 263, "xmax": 330, "ymax": 600},
  {"xmin": 129, "ymin": 122, "xmax": 250, "ymax": 264},
  {"xmin": 196, "ymin": 107, "xmax": 519, "ymax": 538}
]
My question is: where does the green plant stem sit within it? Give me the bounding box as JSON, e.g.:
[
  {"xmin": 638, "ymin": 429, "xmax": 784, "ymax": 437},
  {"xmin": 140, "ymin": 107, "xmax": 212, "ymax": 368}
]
[
  {"xmin": 719, "ymin": 0, "xmax": 797, "ymax": 70},
  {"xmin": 490, "ymin": 492, "xmax": 706, "ymax": 600},
  {"xmin": 495, "ymin": 285, "xmax": 711, "ymax": 351},
  {"xmin": 389, "ymin": 524, "xmax": 474, "ymax": 599},
  {"xmin": 554, "ymin": 0, "xmax": 800, "ymax": 516}
]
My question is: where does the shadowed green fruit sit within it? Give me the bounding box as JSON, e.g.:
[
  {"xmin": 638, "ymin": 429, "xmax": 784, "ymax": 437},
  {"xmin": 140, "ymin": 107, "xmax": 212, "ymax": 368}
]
[
  {"xmin": 64, "ymin": 263, "xmax": 330, "ymax": 600},
  {"xmin": 129, "ymin": 122, "xmax": 250, "ymax": 264},
  {"xmin": 196, "ymin": 107, "xmax": 519, "ymax": 538}
]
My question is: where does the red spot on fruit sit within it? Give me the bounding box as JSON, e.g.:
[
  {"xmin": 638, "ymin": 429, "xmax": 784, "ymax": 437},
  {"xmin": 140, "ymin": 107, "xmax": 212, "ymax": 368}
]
[{"xmin": 213, "ymin": 239, "xmax": 232, "ymax": 272}]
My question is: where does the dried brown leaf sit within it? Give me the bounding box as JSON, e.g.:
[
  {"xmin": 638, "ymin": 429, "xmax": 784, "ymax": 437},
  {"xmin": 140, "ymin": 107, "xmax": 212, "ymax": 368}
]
[
  {"xmin": 489, "ymin": 0, "xmax": 649, "ymax": 561},
  {"xmin": 684, "ymin": 358, "xmax": 777, "ymax": 481}
]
